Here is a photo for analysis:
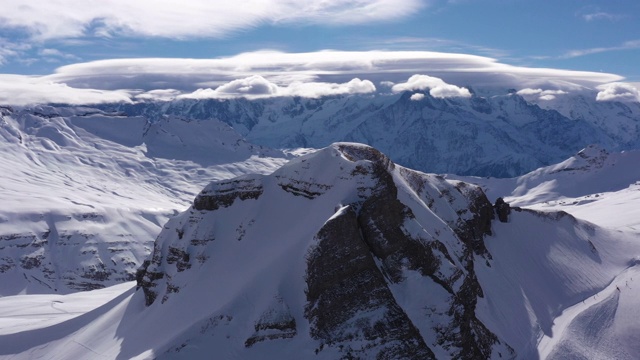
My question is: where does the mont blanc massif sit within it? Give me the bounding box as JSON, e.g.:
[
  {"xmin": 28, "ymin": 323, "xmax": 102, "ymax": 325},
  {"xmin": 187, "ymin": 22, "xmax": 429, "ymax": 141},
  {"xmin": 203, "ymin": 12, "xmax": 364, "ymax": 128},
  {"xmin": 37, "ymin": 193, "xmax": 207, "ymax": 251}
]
[{"xmin": 1, "ymin": 87, "xmax": 640, "ymax": 360}]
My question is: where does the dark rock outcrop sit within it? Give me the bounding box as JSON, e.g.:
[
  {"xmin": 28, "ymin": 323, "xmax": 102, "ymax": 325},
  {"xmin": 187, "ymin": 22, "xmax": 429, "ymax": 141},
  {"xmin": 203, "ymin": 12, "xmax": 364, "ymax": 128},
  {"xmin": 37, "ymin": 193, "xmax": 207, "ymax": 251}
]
[
  {"xmin": 494, "ymin": 197, "xmax": 511, "ymax": 223},
  {"xmin": 245, "ymin": 296, "xmax": 297, "ymax": 348},
  {"xmin": 193, "ymin": 177, "xmax": 263, "ymax": 211},
  {"xmin": 306, "ymin": 206, "xmax": 435, "ymax": 359}
]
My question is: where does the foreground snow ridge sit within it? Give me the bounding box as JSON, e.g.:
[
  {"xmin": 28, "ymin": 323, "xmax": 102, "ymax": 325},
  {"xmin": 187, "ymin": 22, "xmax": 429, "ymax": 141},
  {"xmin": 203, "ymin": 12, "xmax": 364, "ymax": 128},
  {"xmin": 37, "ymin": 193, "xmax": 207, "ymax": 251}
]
[{"xmin": 1, "ymin": 143, "xmax": 639, "ymax": 359}]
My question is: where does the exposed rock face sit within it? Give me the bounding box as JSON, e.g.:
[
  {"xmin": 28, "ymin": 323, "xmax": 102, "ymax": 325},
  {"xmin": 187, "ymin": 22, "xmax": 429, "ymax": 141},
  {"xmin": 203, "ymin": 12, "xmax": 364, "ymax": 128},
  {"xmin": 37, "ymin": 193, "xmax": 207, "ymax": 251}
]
[
  {"xmin": 193, "ymin": 178, "xmax": 264, "ymax": 211},
  {"xmin": 245, "ymin": 295, "xmax": 297, "ymax": 347},
  {"xmin": 550, "ymin": 144, "xmax": 610, "ymax": 174},
  {"xmin": 494, "ymin": 197, "xmax": 511, "ymax": 223},
  {"xmin": 0, "ymin": 220, "xmax": 153, "ymax": 294},
  {"xmin": 137, "ymin": 143, "xmax": 514, "ymax": 358},
  {"xmin": 306, "ymin": 206, "xmax": 435, "ymax": 359}
]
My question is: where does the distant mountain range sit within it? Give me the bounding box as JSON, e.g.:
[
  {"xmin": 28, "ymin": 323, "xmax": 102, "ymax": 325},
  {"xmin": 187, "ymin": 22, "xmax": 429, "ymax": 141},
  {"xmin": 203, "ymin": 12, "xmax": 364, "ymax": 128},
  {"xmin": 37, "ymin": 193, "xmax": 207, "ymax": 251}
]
[{"xmin": 101, "ymin": 91, "xmax": 640, "ymax": 177}]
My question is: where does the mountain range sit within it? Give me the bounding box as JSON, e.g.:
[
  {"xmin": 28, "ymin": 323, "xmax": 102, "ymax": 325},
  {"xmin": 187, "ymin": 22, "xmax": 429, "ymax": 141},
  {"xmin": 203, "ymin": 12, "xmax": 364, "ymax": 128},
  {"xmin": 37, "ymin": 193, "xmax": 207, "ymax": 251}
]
[
  {"xmin": 102, "ymin": 91, "xmax": 640, "ymax": 177},
  {"xmin": 0, "ymin": 91, "xmax": 639, "ymax": 359}
]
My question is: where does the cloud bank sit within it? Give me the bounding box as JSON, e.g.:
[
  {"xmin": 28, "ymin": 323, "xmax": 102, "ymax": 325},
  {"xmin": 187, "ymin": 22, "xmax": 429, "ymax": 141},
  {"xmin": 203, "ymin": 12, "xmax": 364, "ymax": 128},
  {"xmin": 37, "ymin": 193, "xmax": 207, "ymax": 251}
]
[
  {"xmin": 0, "ymin": 50, "xmax": 631, "ymax": 105},
  {"xmin": 0, "ymin": 0, "xmax": 424, "ymax": 40},
  {"xmin": 0, "ymin": 75, "xmax": 131, "ymax": 106},
  {"xmin": 175, "ymin": 75, "xmax": 376, "ymax": 100},
  {"xmin": 46, "ymin": 50, "xmax": 623, "ymax": 91}
]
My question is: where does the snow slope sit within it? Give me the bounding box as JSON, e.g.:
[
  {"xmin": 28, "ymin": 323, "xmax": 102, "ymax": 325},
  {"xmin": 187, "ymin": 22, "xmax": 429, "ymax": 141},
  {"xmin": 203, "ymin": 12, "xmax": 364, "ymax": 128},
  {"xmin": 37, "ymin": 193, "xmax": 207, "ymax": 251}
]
[
  {"xmin": 0, "ymin": 105, "xmax": 289, "ymax": 294},
  {"xmin": 449, "ymin": 145, "xmax": 640, "ymax": 358},
  {"xmin": 1, "ymin": 143, "xmax": 638, "ymax": 359}
]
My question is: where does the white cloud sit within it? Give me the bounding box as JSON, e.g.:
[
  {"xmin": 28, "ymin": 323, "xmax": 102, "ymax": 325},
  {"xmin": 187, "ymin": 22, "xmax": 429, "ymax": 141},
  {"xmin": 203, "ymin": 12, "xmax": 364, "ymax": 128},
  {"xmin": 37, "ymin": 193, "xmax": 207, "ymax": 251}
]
[
  {"xmin": 379, "ymin": 81, "xmax": 395, "ymax": 88},
  {"xmin": 391, "ymin": 74, "xmax": 471, "ymax": 98},
  {"xmin": 214, "ymin": 75, "xmax": 279, "ymax": 96},
  {"xmin": 0, "ymin": 0, "xmax": 424, "ymax": 41},
  {"xmin": 562, "ymin": 39, "xmax": 640, "ymax": 59},
  {"xmin": 596, "ymin": 83, "xmax": 640, "ymax": 102},
  {"xmin": 410, "ymin": 93, "xmax": 425, "ymax": 101},
  {"xmin": 0, "ymin": 75, "xmax": 131, "ymax": 106},
  {"xmin": 0, "ymin": 50, "xmax": 629, "ymax": 105},
  {"xmin": 516, "ymin": 88, "xmax": 568, "ymax": 101},
  {"xmin": 178, "ymin": 75, "xmax": 376, "ymax": 100},
  {"xmin": 0, "ymin": 48, "xmax": 18, "ymax": 66},
  {"xmin": 0, "ymin": 38, "xmax": 31, "ymax": 65},
  {"xmin": 581, "ymin": 12, "xmax": 623, "ymax": 22},
  {"xmin": 283, "ymin": 78, "xmax": 376, "ymax": 98},
  {"xmin": 45, "ymin": 51, "xmax": 623, "ymax": 93},
  {"xmin": 38, "ymin": 48, "xmax": 81, "ymax": 61}
]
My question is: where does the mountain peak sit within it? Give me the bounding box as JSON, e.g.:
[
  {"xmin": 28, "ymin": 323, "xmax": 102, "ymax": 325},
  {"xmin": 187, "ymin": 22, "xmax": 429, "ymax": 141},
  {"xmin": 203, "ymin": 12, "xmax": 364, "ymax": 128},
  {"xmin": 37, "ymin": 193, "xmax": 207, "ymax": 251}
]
[{"xmin": 135, "ymin": 142, "xmax": 513, "ymax": 359}]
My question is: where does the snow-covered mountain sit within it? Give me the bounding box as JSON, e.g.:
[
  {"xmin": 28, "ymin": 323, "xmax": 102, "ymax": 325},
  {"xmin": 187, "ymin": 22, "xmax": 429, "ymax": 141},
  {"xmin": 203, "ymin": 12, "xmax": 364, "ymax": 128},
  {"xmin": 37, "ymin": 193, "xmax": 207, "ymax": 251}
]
[
  {"xmin": 104, "ymin": 91, "xmax": 640, "ymax": 177},
  {"xmin": 136, "ymin": 142, "xmax": 513, "ymax": 359},
  {"xmin": 0, "ymin": 105, "xmax": 289, "ymax": 294},
  {"xmin": 2, "ymin": 143, "xmax": 638, "ymax": 359}
]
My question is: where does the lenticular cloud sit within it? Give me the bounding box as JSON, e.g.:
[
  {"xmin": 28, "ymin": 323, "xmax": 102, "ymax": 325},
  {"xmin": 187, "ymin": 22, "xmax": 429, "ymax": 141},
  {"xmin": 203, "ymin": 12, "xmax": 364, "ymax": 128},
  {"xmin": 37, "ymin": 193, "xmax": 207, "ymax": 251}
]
[
  {"xmin": 0, "ymin": 50, "xmax": 630, "ymax": 105},
  {"xmin": 0, "ymin": 75, "xmax": 132, "ymax": 106}
]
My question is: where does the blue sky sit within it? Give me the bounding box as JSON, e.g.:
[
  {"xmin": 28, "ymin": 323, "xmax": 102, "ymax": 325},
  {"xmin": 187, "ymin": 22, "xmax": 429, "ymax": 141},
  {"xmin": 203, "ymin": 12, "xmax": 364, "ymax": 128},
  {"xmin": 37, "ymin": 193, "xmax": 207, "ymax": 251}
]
[
  {"xmin": 0, "ymin": 0, "xmax": 638, "ymax": 105},
  {"xmin": 1, "ymin": 0, "xmax": 638, "ymax": 78}
]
